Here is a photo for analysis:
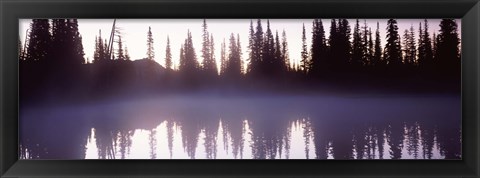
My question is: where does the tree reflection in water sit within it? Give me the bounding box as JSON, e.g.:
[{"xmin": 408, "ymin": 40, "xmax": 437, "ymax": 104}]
[
  {"xmin": 20, "ymin": 95, "xmax": 461, "ymax": 159},
  {"xmin": 75, "ymin": 117, "xmax": 457, "ymax": 159}
]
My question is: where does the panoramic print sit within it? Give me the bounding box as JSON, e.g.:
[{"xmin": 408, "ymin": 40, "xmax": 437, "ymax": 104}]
[{"xmin": 19, "ymin": 19, "xmax": 461, "ymax": 159}]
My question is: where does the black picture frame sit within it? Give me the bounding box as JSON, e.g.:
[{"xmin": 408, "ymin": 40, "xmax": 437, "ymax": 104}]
[{"xmin": 1, "ymin": 0, "xmax": 479, "ymax": 177}]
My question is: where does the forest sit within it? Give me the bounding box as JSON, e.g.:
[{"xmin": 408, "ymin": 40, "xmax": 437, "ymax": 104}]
[{"xmin": 19, "ymin": 19, "xmax": 461, "ymax": 104}]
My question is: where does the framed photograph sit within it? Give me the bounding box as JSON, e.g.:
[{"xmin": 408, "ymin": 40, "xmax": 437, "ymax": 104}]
[{"xmin": 1, "ymin": 0, "xmax": 479, "ymax": 177}]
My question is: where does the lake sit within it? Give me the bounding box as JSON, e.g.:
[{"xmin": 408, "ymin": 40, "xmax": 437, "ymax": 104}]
[{"xmin": 19, "ymin": 93, "xmax": 461, "ymax": 159}]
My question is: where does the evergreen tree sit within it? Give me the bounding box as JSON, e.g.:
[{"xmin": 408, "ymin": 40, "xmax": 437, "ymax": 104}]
[
  {"xmin": 367, "ymin": 27, "xmax": 374, "ymax": 66},
  {"xmin": 407, "ymin": 25, "xmax": 417, "ymax": 65},
  {"xmin": 125, "ymin": 47, "xmax": 131, "ymax": 61},
  {"xmin": 373, "ymin": 22, "xmax": 382, "ymax": 66},
  {"xmin": 26, "ymin": 19, "xmax": 51, "ymax": 62},
  {"xmin": 281, "ymin": 30, "xmax": 290, "ymax": 71},
  {"xmin": 327, "ymin": 19, "xmax": 338, "ymax": 72},
  {"xmin": 220, "ymin": 38, "xmax": 227, "ymax": 75},
  {"xmin": 310, "ymin": 19, "xmax": 327, "ymax": 77},
  {"xmin": 247, "ymin": 20, "xmax": 255, "ymax": 74},
  {"xmin": 50, "ymin": 19, "xmax": 84, "ymax": 65},
  {"xmin": 351, "ymin": 19, "xmax": 363, "ymax": 67},
  {"xmin": 104, "ymin": 39, "xmax": 108, "ymax": 60},
  {"xmin": 179, "ymin": 45, "xmax": 185, "ymax": 70},
  {"xmin": 94, "ymin": 36, "xmax": 100, "ymax": 62},
  {"xmin": 201, "ymin": 19, "xmax": 217, "ymax": 76},
  {"xmin": 423, "ymin": 20, "xmax": 434, "ymax": 67},
  {"xmin": 274, "ymin": 30, "xmax": 284, "ymax": 73},
  {"xmin": 402, "ymin": 29, "xmax": 409, "ymax": 64},
  {"xmin": 338, "ymin": 19, "xmax": 352, "ymax": 68},
  {"xmin": 300, "ymin": 23, "xmax": 309, "ymax": 74},
  {"xmin": 384, "ymin": 19, "xmax": 402, "ymax": 68},
  {"xmin": 51, "ymin": 19, "xmax": 67, "ymax": 63},
  {"xmin": 402, "ymin": 29, "xmax": 417, "ymax": 65},
  {"xmin": 237, "ymin": 34, "xmax": 243, "ymax": 74},
  {"xmin": 68, "ymin": 19, "xmax": 85, "ymax": 64},
  {"xmin": 251, "ymin": 19, "xmax": 264, "ymax": 76},
  {"xmin": 436, "ymin": 19, "xmax": 461, "ymax": 75},
  {"xmin": 51, "ymin": 19, "xmax": 67, "ymax": 64},
  {"xmin": 146, "ymin": 26, "xmax": 154, "ymax": 60},
  {"xmin": 361, "ymin": 20, "xmax": 369, "ymax": 65},
  {"xmin": 19, "ymin": 37, "xmax": 23, "ymax": 60},
  {"xmin": 262, "ymin": 20, "xmax": 275, "ymax": 75},
  {"xmin": 432, "ymin": 32, "xmax": 437, "ymax": 60},
  {"xmin": 417, "ymin": 22, "xmax": 425, "ymax": 67},
  {"xmin": 226, "ymin": 33, "xmax": 242, "ymax": 78},
  {"xmin": 201, "ymin": 19, "xmax": 210, "ymax": 64},
  {"xmin": 94, "ymin": 30, "xmax": 107, "ymax": 63},
  {"xmin": 180, "ymin": 30, "xmax": 199, "ymax": 73},
  {"xmin": 116, "ymin": 35, "xmax": 125, "ymax": 60},
  {"xmin": 210, "ymin": 34, "xmax": 217, "ymax": 74},
  {"xmin": 398, "ymin": 35, "xmax": 403, "ymax": 65},
  {"xmin": 418, "ymin": 20, "xmax": 434, "ymax": 69},
  {"xmin": 165, "ymin": 36, "xmax": 172, "ymax": 70}
]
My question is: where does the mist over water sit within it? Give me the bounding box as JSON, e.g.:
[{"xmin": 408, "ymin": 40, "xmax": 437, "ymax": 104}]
[{"xmin": 19, "ymin": 93, "xmax": 461, "ymax": 159}]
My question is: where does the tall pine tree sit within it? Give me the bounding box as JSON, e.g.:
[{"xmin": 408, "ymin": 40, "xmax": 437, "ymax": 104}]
[
  {"xmin": 402, "ymin": 28, "xmax": 417, "ymax": 66},
  {"xmin": 251, "ymin": 19, "xmax": 264, "ymax": 76},
  {"xmin": 423, "ymin": 20, "xmax": 434, "ymax": 68},
  {"xmin": 19, "ymin": 37, "xmax": 23, "ymax": 61},
  {"xmin": 93, "ymin": 30, "xmax": 107, "ymax": 63},
  {"xmin": 436, "ymin": 19, "xmax": 460, "ymax": 76},
  {"xmin": 310, "ymin": 19, "xmax": 327, "ymax": 77},
  {"xmin": 125, "ymin": 47, "xmax": 131, "ymax": 61},
  {"xmin": 418, "ymin": 20, "xmax": 434, "ymax": 69},
  {"xmin": 338, "ymin": 19, "xmax": 352, "ymax": 69},
  {"xmin": 417, "ymin": 22, "xmax": 425, "ymax": 67},
  {"xmin": 180, "ymin": 30, "xmax": 198, "ymax": 73},
  {"xmin": 226, "ymin": 33, "xmax": 242, "ymax": 78},
  {"xmin": 281, "ymin": 30, "xmax": 290, "ymax": 72},
  {"xmin": 165, "ymin": 36, "xmax": 172, "ymax": 70},
  {"xmin": 247, "ymin": 20, "xmax": 255, "ymax": 74},
  {"xmin": 201, "ymin": 19, "xmax": 217, "ymax": 77},
  {"xmin": 407, "ymin": 25, "xmax": 417, "ymax": 65},
  {"xmin": 262, "ymin": 20, "xmax": 275, "ymax": 76},
  {"xmin": 116, "ymin": 35, "xmax": 125, "ymax": 60},
  {"xmin": 26, "ymin": 19, "xmax": 51, "ymax": 62},
  {"xmin": 432, "ymin": 32, "xmax": 437, "ymax": 60},
  {"xmin": 146, "ymin": 26, "xmax": 155, "ymax": 60},
  {"xmin": 67, "ymin": 19, "xmax": 85, "ymax": 64},
  {"xmin": 327, "ymin": 19, "xmax": 338, "ymax": 72},
  {"xmin": 179, "ymin": 45, "xmax": 185, "ymax": 71},
  {"xmin": 51, "ymin": 19, "xmax": 67, "ymax": 64},
  {"xmin": 210, "ymin": 34, "xmax": 216, "ymax": 74},
  {"xmin": 274, "ymin": 30, "xmax": 285, "ymax": 74},
  {"xmin": 50, "ymin": 19, "xmax": 84, "ymax": 65},
  {"xmin": 351, "ymin": 19, "xmax": 364, "ymax": 67},
  {"xmin": 373, "ymin": 22, "xmax": 383, "ymax": 67},
  {"xmin": 384, "ymin": 19, "xmax": 402, "ymax": 68},
  {"xmin": 367, "ymin": 27, "xmax": 374, "ymax": 66},
  {"xmin": 220, "ymin": 38, "xmax": 227, "ymax": 76},
  {"xmin": 300, "ymin": 23, "xmax": 309, "ymax": 74},
  {"xmin": 237, "ymin": 34, "xmax": 243, "ymax": 74},
  {"xmin": 361, "ymin": 20, "xmax": 369, "ymax": 66}
]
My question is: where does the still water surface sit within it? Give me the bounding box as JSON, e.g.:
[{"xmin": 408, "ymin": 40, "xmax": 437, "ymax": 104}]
[{"xmin": 20, "ymin": 94, "xmax": 461, "ymax": 159}]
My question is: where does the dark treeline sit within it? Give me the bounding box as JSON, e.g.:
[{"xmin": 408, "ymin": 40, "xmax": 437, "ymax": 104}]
[{"xmin": 20, "ymin": 19, "xmax": 461, "ymax": 104}]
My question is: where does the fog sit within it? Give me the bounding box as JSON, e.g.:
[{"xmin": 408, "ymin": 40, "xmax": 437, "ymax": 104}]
[{"xmin": 20, "ymin": 92, "xmax": 461, "ymax": 159}]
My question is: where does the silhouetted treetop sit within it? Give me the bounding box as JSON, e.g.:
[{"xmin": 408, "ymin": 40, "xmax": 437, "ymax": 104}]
[
  {"xmin": 165, "ymin": 36, "xmax": 173, "ymax": 70},
  {"xmin": 384, "ymin": 19, "xmax": 402, "ymax": 68},
  {"xmin": 146, "ymin": 26, "xmax": 154, "ymax": 61},
  {"xmin": 26, "ymin": 19, "xmax": 51, "ymax": 62}
]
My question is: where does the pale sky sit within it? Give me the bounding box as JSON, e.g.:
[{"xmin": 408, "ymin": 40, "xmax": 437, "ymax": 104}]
[{"xmin": 19, "ymin": 19, "xmax": 461, "ymax": 70}]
